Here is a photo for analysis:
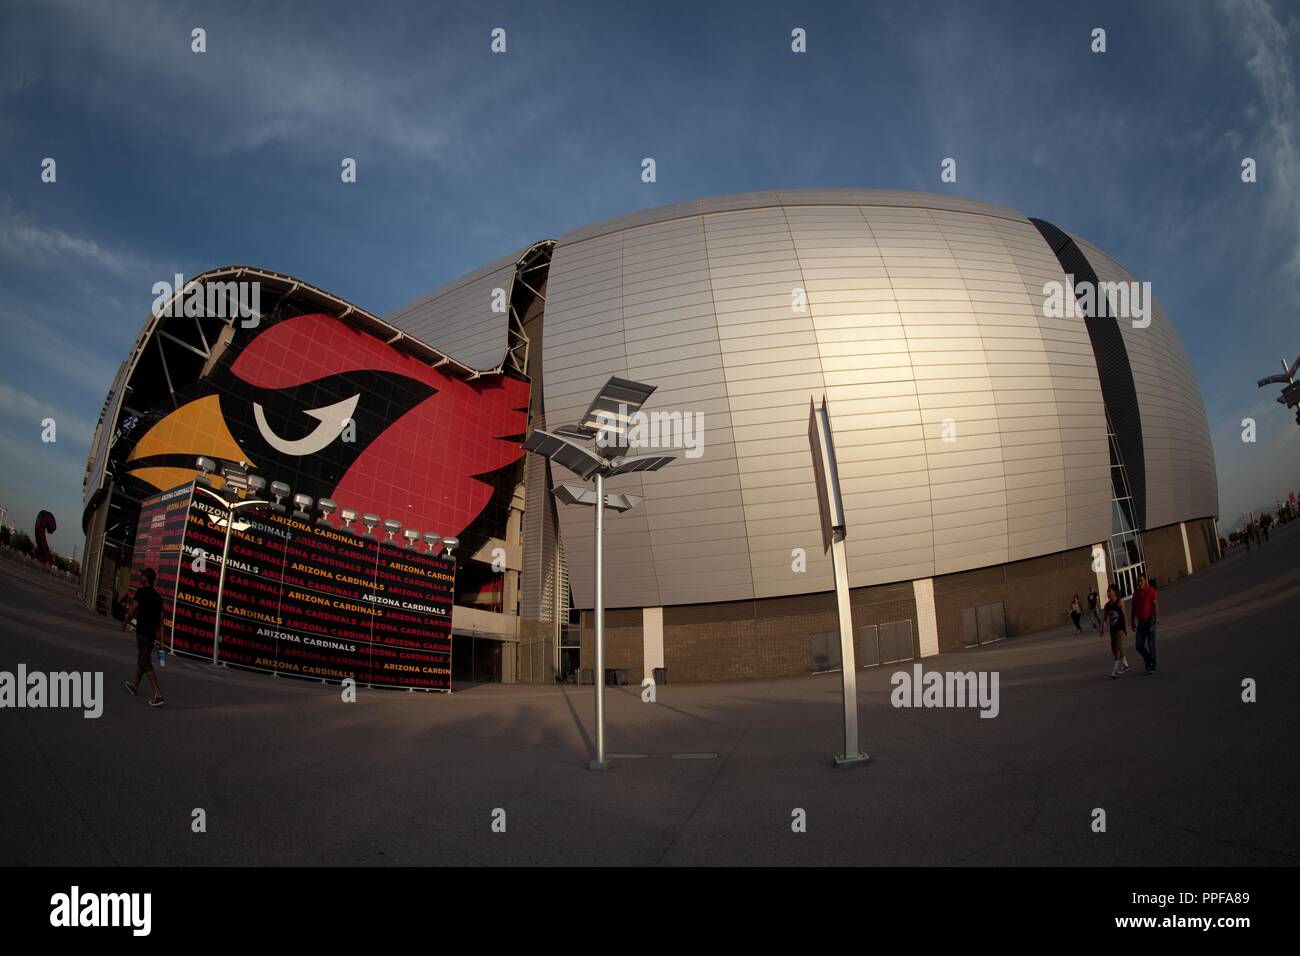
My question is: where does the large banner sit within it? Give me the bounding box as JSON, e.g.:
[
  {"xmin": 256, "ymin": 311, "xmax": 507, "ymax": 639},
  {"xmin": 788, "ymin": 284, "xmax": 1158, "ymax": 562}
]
[
  {"xmin": 130, "ymin": 483, "xmax": 192, "ymax": 636},
  {"xmin": 163, "ymin": 482, "xmax": 453, "ymax": 691}
]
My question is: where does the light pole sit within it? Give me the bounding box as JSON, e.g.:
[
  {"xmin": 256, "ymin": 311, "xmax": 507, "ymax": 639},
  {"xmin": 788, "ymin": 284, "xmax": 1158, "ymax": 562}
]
[
  {"xmin": 194, "ymin": 458, "xmax": 271, "ymax": 664},
  {"xmin": 523, "ymin": 377, "xmax": 674, "ymax": 770},
  {"xmin": 1256, "ymin": 353, "xmax": 1300, "ymax": 426}
]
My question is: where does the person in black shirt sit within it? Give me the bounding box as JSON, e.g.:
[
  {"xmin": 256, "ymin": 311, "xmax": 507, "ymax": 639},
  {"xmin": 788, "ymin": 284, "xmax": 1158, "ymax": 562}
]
[
  {"xmin": 1087, "ymin": 586, "xmax": 1100, "ymax": 630},
  {"xmin": 123, "ymin": 568, "xmax": 165, "ymax": 706},
  {"xmin": 1102, "ymin": 584, "xmax": 1130, "ymax": 679}
]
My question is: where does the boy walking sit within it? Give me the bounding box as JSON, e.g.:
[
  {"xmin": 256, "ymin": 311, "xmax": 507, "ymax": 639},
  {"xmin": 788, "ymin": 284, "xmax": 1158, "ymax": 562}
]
[
  {"xmin": 123, "ymin": 568, "xmax": 166, "ymax": 707},
  {"xmin": 1102, "ymin": 584, "xmax": 1130, "ymax": 679}
]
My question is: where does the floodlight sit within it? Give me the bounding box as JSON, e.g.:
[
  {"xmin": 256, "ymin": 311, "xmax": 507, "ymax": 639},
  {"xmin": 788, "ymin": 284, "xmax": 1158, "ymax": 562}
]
[
  {"xmin": 552, "ymin": 423, "xmax": 594, "ymax": 441},
  {"xmin": 383, "ymin": 518, "xmax": 401, "ymax": 540},
  {"xmin": 522, "ymin": 429, "xmax": 605, "ymax": 479},
  {"xmin": 605, "ymin": 453, "xmax": 675, "ymax": 477},
  {"xmin": 441, "ymin": 536, "xmax": 458, "ymax": 556},
  {"xmin": 403, "ymin": 528, "xmax": 420, "ymax": 548},
  {"xmin": 422, "ymin": 532, "xmax": 442, "ymax": 552},
  {"xmin": 578, "ymin": 376, "xmax": 657, "ymax": 434},
  {"xmin": 220, "ymin": 462, "xmax": 250, "ymax": 491},
  {"xmin": 317, "ymin": 498, "xmax": 337, "ymax": 525},
  {"xmin": 361, "ymin": 513, "xmax": 380, "ymax": 537},
  {"xmin": 554, "ymin": 484, "xmax": 600, "ymax": 507},
  {"xmin": 269, "ymin": 482, "xmax": 291, "ymax": 510},
  {"xmin": 339, "ymin": 508, "xmax": 357, "ymax": 529},
  {"xmin": 246, "ymin": 475, "xmax": 267, "ymax": 495},
  {"xmin": 554, "ymin": 484, "xmax": 643, "ymax": 513},
  {"xmin": 292, "ymin": 494, "xmax": 313, "ymax": 519}
]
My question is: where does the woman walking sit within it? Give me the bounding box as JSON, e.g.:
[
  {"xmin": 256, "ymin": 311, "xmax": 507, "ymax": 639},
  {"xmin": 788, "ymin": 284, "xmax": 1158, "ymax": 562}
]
[{"xmin": 1069, "ymin": 594, "xmax": 1083, "ymax": 633}]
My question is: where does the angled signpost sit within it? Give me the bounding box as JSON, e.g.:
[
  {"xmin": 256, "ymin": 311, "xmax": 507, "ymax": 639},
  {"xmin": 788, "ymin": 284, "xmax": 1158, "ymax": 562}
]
[{"xmin": 808, "ymin": 396, "xmax": 870, "ymax": 768}]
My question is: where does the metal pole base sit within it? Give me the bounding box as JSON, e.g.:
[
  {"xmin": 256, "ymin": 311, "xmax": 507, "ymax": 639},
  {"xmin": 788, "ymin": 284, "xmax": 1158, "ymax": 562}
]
[
  {"xmin": 833, "ymin": 752, "xmax": 870, "ymax": 768},
  {"xmin": 587, "ymin": 759, "xmax": 610, "ymax": 771}
]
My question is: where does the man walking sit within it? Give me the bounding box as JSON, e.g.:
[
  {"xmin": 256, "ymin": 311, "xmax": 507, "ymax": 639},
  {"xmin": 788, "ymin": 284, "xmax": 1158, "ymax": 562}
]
[
  {"xmin": 1087, "ymin": 585, "xmax": 1100, "ymax": 630},
  {"xmin": 1102, "ymin": 584, "xmax": 1130, "ymax": 679},
  {"xmin": 1132, "ymin": 572, "xmax": 1159, "ymax": 674},
  {"xmin": 123, "ymin": 568, "xmax": 166, "ymax": 707}
]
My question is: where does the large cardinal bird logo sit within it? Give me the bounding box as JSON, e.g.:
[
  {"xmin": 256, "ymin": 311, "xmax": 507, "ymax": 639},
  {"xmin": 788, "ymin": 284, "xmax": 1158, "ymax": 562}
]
[{"xmin": 123, "ymin": 314, "xmax": 529, "ymax": 544}]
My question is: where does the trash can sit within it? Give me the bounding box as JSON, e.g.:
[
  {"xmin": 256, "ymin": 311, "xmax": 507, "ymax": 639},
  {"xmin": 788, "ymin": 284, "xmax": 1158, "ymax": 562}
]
[{"xmin": 653, "ymin": 667, "xmax": 667, "ymax": 685}]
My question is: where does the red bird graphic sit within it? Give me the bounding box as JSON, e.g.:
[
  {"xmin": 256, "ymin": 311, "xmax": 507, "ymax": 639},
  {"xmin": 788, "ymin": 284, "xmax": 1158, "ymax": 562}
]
[{"xmin": 125, "ymin": 313, "xmax": 529, "ymax": 544}]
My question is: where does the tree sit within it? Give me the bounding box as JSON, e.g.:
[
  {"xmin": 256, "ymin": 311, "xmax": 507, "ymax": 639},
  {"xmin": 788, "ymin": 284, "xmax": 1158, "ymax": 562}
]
[
  {"xmin": 11, "ymin": 530, "xmax": 33, "ymax": 557},
  {"xmin": 1260, "ymin": 512, "xmax": 1274, "ymax": 530},
  {"xmin": 0, "ymin": 526, "xmax": 10, "ymax": 547}
]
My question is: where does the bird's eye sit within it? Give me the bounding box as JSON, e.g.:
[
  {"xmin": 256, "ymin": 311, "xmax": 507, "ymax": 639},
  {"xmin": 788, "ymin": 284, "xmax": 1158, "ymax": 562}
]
[{"xmin": 253, "ymin": 394, "xmax": 360, "ymax": 456}]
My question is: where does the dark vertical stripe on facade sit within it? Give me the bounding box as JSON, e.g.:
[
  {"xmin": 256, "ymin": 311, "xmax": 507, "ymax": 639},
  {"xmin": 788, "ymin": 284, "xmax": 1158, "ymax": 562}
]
[{"xmin": 1029, "ymin": 217, "xmax": 1147, "ymax": 530}]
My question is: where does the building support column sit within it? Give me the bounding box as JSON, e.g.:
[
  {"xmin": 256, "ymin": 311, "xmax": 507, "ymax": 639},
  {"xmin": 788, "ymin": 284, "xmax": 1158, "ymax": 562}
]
[
  {"xmin": 1179, "ymin": 521, "xmax": 1193, "ymax": 576},
  {"xmin": 642, "ymin": 607, "xmax": 663, "ymax": 682},
  {"xmin": 1093, "ymin": 542, "xmax": 1109, "ymax": 598},
  {"xmin": 913, "ymin": 578, "xmax": 939, "ymax": 658}
]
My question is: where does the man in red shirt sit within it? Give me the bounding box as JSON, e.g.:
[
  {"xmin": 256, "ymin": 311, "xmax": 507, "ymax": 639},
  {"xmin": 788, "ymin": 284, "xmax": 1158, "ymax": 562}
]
[{"xmin": 1132, "ymin": 572, "xmax": 1159, "ymax": 674}]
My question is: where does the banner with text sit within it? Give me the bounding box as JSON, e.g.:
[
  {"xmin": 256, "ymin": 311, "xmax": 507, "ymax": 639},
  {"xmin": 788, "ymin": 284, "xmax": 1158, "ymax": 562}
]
[{"xmin": 162, "ymin": 483, "xmax": 452, "ymax": 690}]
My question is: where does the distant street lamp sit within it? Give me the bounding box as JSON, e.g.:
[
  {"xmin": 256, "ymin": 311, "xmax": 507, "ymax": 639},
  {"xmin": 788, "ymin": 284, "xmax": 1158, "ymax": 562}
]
[
  {"xmin": 1256, "ymin": 353, "xmax": 1300, "ymax": 425},
  {"xmin": 523, "ymin": 376, "xmax": 675, "ymax": 770}
]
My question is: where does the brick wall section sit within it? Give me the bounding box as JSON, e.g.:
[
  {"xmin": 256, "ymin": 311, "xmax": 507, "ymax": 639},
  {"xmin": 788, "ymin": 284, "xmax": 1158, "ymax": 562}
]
[
  {"xmin": 578, "ymin": 607, "xmax": 642, "ymax": 678},
  {"xmin": 931, "ymin": 546, "xmax": 1097, "ymax": 653},
  {"xmin": 654, "ymin": 583, "xmax": 917, "ymax": 683},
  {"xmin": 1142, "ymin": 517, "xmax": 1219, "ymax": 587},
  {"xmin": 570, "ymin": 522, "xmax": 1221, "ymax": 682},
  {"xmin": 1187, "ymin": 517, "xmax": 1218, "ymax": 569},
  {"xmin": 1140, "ymin": 523, "xmax": 1187, "ymax": 586}
]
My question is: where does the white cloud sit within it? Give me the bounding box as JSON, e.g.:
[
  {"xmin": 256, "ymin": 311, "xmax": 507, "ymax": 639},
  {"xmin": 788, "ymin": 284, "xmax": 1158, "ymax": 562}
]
[
  {"xmin": 1222, "ymin": 0, "xmax": 1300, "ymax": 275},
  {"xmin": 0, "ymin": 205, "xmax": 160, "ymax": 280},
  {"xmin": 7, "ymin": 1, "xmax": 509, "ymax": 163}
]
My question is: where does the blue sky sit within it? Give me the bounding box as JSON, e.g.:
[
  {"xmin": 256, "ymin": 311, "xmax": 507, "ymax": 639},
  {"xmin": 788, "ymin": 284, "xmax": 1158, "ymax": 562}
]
[{"xmin": 0, "ymin": 0, "xmax": 1297, "ymax": 551}]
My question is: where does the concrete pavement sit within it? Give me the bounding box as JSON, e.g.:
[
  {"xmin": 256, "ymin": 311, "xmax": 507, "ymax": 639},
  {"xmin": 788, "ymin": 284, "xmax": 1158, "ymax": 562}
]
[{"xmin": 1, "ymin": 522, "xmax": 1297, "ymax": 866}]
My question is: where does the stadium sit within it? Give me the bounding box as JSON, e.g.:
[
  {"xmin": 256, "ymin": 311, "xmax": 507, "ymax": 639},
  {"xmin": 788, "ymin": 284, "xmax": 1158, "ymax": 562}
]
[{"xmin": 79, "ymin": 189, "xmax": 1221, "ymax": 685}]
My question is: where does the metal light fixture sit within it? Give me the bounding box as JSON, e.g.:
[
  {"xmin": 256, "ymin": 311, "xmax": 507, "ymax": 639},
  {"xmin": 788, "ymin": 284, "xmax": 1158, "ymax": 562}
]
[
  {"xmin": 522, "ymin": 375, "xmax": 675, "ymax": 771},
  {"xmin": 195, "ymin": 456, "xmax": 218, "ymax": 487},
  {"xmin": 220, "ymin": 462, "xmax": 251, "ymax": 495},
  {"xmin": 422, "ymin": 532, "xmax": 442, "ymax": 553},
  {"xmin": 291, "ymin": 494, "xmax": 313, "ymax": 520},
  {"xmin": 269, "ymin": 482, "xmax": 291, "ymax": 512},
  {"xmin": 383, "ymin": 518, "xmax": 401, "ymax": 540},
  {"xmin": 339, "ymin": 508, "xmax": 357, "ymax": 530},
  {"xmin": 361, "ymin": 514, "xmax": 380, "ymax": 538},
  {"xmin": 441, "ymin": 536, "xmax": 458, "ymax": 557},
  {"xmin": 402, "ymin": 528, "xmax": 420, "ymax": 548},
  {"xmin": 1257, "ymin": 353, "xmax": 1300, "ymax": 425},
  {"xmin": 316, "ymin": 498, "xmax": 337, "ymax": 526}
]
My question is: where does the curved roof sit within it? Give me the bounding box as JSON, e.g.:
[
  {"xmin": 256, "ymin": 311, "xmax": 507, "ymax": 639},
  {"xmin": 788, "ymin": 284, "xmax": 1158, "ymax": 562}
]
[
  {"xmin": 556, "ymin": 189, "xmax": 1028, "ymax": 246},
  {"xmin": 381, "ymin": 191, "xmax": 1030, "ymax": 372}
]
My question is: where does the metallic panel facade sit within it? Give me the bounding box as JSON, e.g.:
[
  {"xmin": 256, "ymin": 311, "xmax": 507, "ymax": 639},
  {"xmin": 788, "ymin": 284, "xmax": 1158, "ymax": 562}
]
[
  {"xmin": 543, "ymin": 191, "xmax": 1124, "ymax": 608},
  {"xmin": 385, "ymin": 246, "xmax": 524, "ymax": 371},
  {"xmin": 1067, "ymin": 233, "xmax": 1219, "ymax": 529}
]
